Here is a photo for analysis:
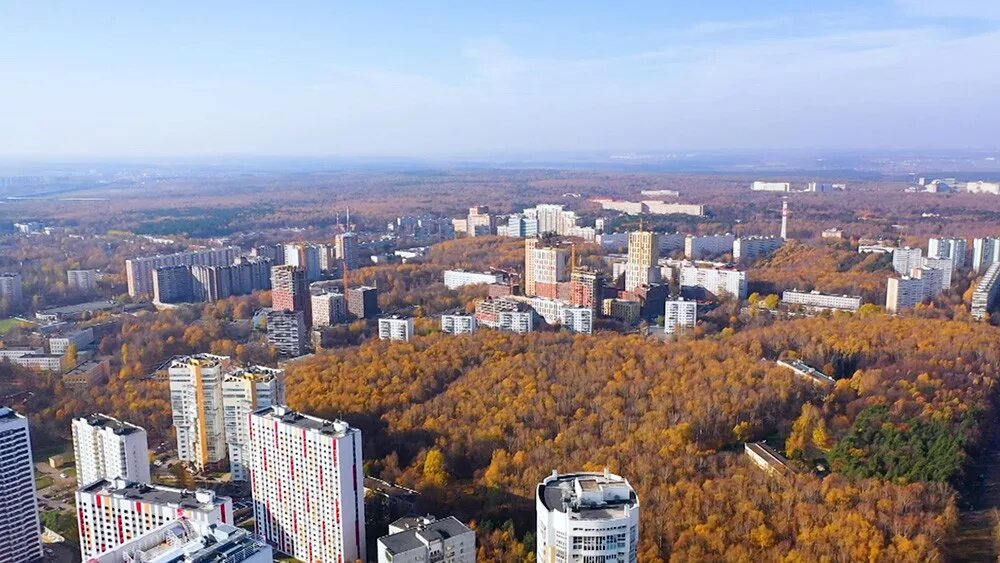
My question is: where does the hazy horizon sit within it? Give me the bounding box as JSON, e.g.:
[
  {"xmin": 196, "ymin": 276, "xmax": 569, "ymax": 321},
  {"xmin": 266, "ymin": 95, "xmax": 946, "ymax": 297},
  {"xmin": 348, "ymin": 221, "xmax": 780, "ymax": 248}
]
[{"xmin": 3, "ymin": 1, "xmax": 1000, "ymax": 157}]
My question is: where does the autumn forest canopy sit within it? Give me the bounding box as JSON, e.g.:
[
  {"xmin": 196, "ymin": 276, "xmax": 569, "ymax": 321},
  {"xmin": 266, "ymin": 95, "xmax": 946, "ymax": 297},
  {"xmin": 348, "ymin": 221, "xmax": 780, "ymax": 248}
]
[{"xmin": 279, "ymin": 314, "xmax": 1000, "ymax": 560}]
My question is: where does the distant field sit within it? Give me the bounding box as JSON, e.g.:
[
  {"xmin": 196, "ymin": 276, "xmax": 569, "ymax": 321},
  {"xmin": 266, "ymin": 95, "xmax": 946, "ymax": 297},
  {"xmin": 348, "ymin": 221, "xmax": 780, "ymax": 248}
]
[{"xmin": 0, "ymin": 317, "xmax": 26, "ymax": 333}]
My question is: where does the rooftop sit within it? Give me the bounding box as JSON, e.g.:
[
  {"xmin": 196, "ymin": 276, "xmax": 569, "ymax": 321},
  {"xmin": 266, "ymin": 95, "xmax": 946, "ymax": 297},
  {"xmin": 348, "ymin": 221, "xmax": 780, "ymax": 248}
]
[
  {"xmin": 78, "ymin": 413, "xmax": 144, "ymax": 435},
  {"xmin": 379, "ymin": 516, "xmax": 472, "ymax": 555},
  {"xmin": 538, "ymin": 470, "xmax": 638, "ymax": 521},
  {"xmin": 169, "ymin": 353, "xmax": 230, "ymax": 368},
  {"xmin": 81, "ymin": 479, "xmax": 226, "ymax": 510},
  {"xmin": 253, "ymin": 405, "xmax": 355, "ymax": 437}
]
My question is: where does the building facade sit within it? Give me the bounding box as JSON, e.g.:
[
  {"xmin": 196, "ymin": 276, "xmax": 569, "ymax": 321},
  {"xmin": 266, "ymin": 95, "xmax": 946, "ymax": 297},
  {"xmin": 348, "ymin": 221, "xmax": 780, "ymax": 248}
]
[
  {"xmin": 311, "ymin": 291, "xmax": 347, "ymax": 326},
  {"xmin": 0, "ymin": 407, "xmax": 43, "ymax": 563},
  {"xmin": 72, "ymin": 414, "xmax": 151, "ymax": 487},
  {"xmin": 972, "ymin": 262, "xmax": 1000, "ymax": 321},
  {"xmin": 927, "ymin": 237, "xmax": 967, "ymax": 269},
  {"xmin": 67, "ymin": 269, "xmax": 99, "ymax": 292},
  {"xmin": 973, "ymin": 237, "xmax": 1000, "ymax": 274},
  {"xmin": 684, "ymin": 234, "xmax": 735, "ymax": 260},
  {"xmin": 347, "ymin": 285, "xmax": 380, "ymax": 319},
  {"xmin": 678, "ymin": 266, "xmax": 748, "ymax": 300},
  {"xmin": 441, "ymin": 314, "xmax": 477, "ymax": 334},
  {"xmin": 126, "ymin": 247, "xmax": 241, "ymax": 297},
  {"xmin": 379, "ymin": 316, "xmax": 415, "ymax": 341},
  {"xmin": 271, "ymin": 265, "xmax": 311, "ymax": 327},
  {"xmin": 222, "ymin": 365, "xmax": 285, "ymax": 482},
  {"xmin": 168, "ymin": 354, "xmax": 230, "ymax": 471},
  {"xmin": 266, "ymin": 309, "xmax": 308, "ymax": 357},
  {"xmin": 153, "ymin": 265, "xmax": 194, "ymax": 304},
  {"xmin": 560, "ymin": 307, "xmax": 594, "ymax": 335},
  {"xmin": 625, "ymin": 231, "xmax": 659, "ymax": 292},
  {"xmin": 732, "ymin": 236, "xmax": 783, "ymax": 261},
  {"xmin": 664, "ymin": 298, "xmax": 697, "ymax": 334},
  {"xmin": 443, "ymin": 270, "xmax": 503, "ymax": 290},
  {"xmin": 248, "ymin": 406, "xmax": 366, "ymax": 563},
  {"xmin": 781, "ymin": 290, "xmax": 862, "ymax": 312}
]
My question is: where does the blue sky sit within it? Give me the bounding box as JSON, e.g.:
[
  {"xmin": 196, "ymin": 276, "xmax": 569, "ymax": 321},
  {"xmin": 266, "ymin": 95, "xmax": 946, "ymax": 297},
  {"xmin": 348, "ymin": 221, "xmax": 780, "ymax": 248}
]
[{"xmin": 1, "ymin": 0, "xmax": 998, "ymax": 157}]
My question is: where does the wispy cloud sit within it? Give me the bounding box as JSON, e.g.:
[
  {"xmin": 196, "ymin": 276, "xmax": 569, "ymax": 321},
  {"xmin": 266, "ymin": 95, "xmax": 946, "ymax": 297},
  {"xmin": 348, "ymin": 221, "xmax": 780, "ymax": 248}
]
[{"xmin": 894, "ymin": 0, "xmax": 1000, "ymax": 20}]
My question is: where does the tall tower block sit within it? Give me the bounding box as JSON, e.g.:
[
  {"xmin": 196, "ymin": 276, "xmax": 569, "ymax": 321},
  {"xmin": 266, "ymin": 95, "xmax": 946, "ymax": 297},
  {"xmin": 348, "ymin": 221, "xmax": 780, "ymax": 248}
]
[{"xmin": 780, "ymin": 198, "xmax": 789, "ymax": 240}]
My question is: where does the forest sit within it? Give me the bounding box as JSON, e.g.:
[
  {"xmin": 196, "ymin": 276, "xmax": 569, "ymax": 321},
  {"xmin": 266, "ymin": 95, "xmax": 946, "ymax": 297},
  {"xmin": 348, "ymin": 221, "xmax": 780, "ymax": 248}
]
[{"xmin": 280, "ymin": 314, "xmax": 1000, "ymax": 560}]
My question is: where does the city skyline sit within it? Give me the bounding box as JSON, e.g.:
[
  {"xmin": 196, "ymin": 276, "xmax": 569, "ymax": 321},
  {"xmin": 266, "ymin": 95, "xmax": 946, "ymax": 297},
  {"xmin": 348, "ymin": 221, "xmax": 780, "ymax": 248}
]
[{"xmin": 2, "ymin": 1, "xmax": 1000, "ymax": 157}]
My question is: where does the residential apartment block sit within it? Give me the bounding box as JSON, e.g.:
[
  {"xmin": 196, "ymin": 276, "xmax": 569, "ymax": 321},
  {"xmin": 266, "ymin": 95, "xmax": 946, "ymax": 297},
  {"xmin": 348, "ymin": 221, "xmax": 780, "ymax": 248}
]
[{"xmin": 248, "ymin": 406, "xmax": 366, "ymax": 562}]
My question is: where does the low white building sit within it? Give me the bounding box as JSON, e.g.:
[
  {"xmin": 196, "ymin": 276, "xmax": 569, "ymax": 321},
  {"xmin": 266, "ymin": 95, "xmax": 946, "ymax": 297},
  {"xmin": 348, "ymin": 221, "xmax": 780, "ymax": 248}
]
[
  {"xmin": 967, "ymin": 181, "xmax": 1000, "ymax": 194},
  {"xmin": 441, "ymin": 314, "xmax": 477, "ymax": 334},
  {"xmin": 751, "ymin": 181, "xmax": 791, "ymax": 192},
  {"xmin": 664, "ymin": 298, "xmax": 697, "ymax": 334},
  {"xmin": 377, "ymin": 516, "xmax": 476, "ymax": 563},
  {"xmin": 560, "ymin": 307, "xmax": 593, "ymax": 335},
  {"xmin": 443, "ymin": 270, "xmax": 503, "ymax": 290},
  {"xmin": 379, "ymin": 316, "xmax": 415, "ymax": 341},
  {"xmin": 781, "ymin": 290, "xmax": 862, "ymax": 312}
]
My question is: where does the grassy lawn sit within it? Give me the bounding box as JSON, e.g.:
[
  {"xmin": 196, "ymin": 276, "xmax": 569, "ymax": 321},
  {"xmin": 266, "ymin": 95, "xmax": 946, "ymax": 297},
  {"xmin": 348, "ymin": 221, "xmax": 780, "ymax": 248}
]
[
  {"xmin": 0, "ymin": 317, "xmax": 29, "ymax": 333},
  {"xmin": 35, "ymin": 474, "xmax": 54, "ymax": 490}
]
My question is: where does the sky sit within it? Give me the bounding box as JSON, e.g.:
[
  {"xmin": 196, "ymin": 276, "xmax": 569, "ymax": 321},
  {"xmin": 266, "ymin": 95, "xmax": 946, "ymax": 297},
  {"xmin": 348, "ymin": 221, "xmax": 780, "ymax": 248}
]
[{"xmin": 1, "ymin": 0, "xmax": 999, "ymax": 158}]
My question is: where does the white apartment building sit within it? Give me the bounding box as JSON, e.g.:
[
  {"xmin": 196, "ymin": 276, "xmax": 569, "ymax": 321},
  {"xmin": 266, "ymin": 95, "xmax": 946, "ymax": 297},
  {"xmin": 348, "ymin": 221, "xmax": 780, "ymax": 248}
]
[
  {"xmin": 679, "ymin": 265, "xmax": 748, "ymax": 300},
  {"xmin": 77, "ymin": 478, "xmax": 232, "ymax": 559},
  {"xmin": 781, "ymin": 290, "xmax": 862, "ymax": 312},
  {"xmin": 441, "ymin": 314, "xmax": 477, "ymax": 334},
  {"xmin": 248, "ymin": 406, "xmax": 366, "ymax": 563},
  {"xmin": 664, "ymin": 298, "xmax": 697, "ymax": 334},
  {"xmin": 379, "ymin": 316, "xmax": 415, "ymax": 341},
  {"xmin": 685, "ymin": 234, "xmax": 735, "ymax": 259},
  {"xmin": 266, "ymin": 309, "xmax": 307, "ymax": 357},
  {"xmin": 927, "ymin": 237, "xmax": 967, "ymax": 269},
  {"xmin": 377, "ymin": 516, "xmax": 476, "ymax": 563},
  {"xmin": 886, "ymin": 267, "xmax": 944, "ymax": 313},
  {"xmin": 311, "ymin": 292, "xmax": 347, "ymax": 326},
  {"xmin": 972, "ymin": 262, "xmax": 1000, "ymax": 321},
  {"xmin": 92, "ymin": 520, "xmax": 271, "ymax": 563},
  {"xmin": 536, "ymin": 470, "xmax": 640, "ymax": 563},
  {"xmin": 732, "ymin": 236, "xmax": 783, "ymax": 261},
  {"xmin": 443, "ymin": 270, "xmax": 503, "ymax": 290},
  {"xmin": 169, "ymin": 354, "xmax": 230, "ymax": 471},
  {"xmin": 973, "ymin": 237, "xmax": 1000, "ymax": 273},
  {"xmin": 0, "ymin": 407, "xmax": 43, "ymax": 563},
  {"xmin": 72, "ymin": 414, "xmax": 151, "ymax": 487},
  {"xmin": 751, "ymin": 181, "xmax": 791, "ymax": 192},
  {"xmin": 891, "ymin": 247, "xmax": 923, "ymax": 275},
  {"xmin": 67, "ymin": 268, "xmax": 99, "ymax": 291},
  {"xmin": 625, "ymin": 231, "xmax": 660, "ymax": 291},
  {"xmin": 560, "ymin": 307, "xmax": 594, "ymax": 335},
  {"xmin": 221, "ymin": 365, "xmax": 285, "ymax": 482},
  {"xmin": 499, "ymin": 310, "xmax": 534, "ymax": 333}
]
